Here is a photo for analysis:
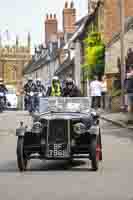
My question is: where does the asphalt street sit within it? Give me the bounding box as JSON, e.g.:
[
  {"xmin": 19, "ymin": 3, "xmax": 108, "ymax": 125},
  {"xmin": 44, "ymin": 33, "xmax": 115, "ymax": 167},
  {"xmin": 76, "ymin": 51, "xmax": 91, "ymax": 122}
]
[{"xmin": 0, "ymin": 111, "xmax": 133, "ymax": 200}]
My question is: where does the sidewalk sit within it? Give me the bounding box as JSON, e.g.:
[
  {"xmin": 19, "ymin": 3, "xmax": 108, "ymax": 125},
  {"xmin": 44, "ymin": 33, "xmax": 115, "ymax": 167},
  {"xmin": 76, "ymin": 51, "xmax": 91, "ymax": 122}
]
[
  {"xmin": 0, "ymin": 111, "xmax": 32, "ymax": 136},
  {"xmin": 101, "ymin": 112, "xmax": 133, "ymax": 130}
]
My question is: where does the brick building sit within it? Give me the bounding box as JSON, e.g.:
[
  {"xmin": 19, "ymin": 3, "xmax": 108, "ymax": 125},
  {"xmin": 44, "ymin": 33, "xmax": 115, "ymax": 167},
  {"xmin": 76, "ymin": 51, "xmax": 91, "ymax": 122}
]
[
  {"xmin": 103, "ymin": 0, "xmax": 133, "ymax": 43},
  {"xmin": 88, "ymin": 0, "xmax": 133, "ymax": 43},
  {"xmin": 63, "ymin": 1, "xmax": 76, "ymax": 34},
  {"xmin": 45, "ymin": 14, "xmax": 58, "ymax": 46},
  {"xmin": 44, "ymin": 1, "xmax": 76, "ymax": 47}
]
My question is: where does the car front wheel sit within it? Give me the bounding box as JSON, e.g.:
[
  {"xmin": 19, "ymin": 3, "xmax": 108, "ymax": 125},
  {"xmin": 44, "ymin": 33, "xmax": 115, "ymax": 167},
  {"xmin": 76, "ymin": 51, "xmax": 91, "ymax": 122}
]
[
  {"xmin": 90, "ymin": 138, "xmax": 100, "ymax": 171},
  {"xmin": 17, "ymin": 136, "xmax": 28, "ymax": 172}
]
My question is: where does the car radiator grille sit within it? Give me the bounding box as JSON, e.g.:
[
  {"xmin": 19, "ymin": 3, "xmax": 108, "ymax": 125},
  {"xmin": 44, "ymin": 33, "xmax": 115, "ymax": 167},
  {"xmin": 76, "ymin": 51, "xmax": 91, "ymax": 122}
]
[{"xmin": 48, "ymin": 119, "xmax": 68, "ymax": 144}]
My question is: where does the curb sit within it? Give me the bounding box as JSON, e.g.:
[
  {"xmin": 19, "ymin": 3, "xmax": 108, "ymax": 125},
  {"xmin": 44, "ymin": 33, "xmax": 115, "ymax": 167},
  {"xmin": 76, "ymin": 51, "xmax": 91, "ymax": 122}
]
[{"xmin": 101, "ymin": 116, "xmax": 133, "ymax": 131}]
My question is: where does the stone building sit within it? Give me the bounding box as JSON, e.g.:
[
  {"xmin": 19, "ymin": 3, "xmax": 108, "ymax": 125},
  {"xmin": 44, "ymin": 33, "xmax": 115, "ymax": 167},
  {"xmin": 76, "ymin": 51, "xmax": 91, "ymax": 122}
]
[
  {"xmin": 105, "ymin": 16, "xmax": 133, "ymax": 89},
  {"xmin": 100, "ymin": 0, "xmax": 133, "ymax": 89},
  {"xmin": 24, "ymin": 1, "xmax": 77, "ymax": 86},
  {"xmin": 0, "ymin": 34, "xmax": 31, "ymax": 94},
  {"xmin": 87, "ymin": 0, "xmax": 133, "ymax": 91},
  {"xmin": 24, "ymin": 44, "xmax": 60, "ymax": 89},
  {"xmin": 55, "ymin": 1, "xmax": 103, "ymax": 94}
]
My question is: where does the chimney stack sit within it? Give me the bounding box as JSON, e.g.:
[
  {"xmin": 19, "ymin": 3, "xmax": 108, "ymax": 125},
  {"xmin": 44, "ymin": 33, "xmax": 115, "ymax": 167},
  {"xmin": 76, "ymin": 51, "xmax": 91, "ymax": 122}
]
[
  {"xmin": 65, "ymin": 1, "xmax": 68, "ymax": 8},
  {"xmin": 46, "ymin": 14, "xmax": 49, "ymax": 20},
  {"xmin": 45, "ymin": 13, "xmax": 58, "ymax": 46},
  {"xmin": 63, "ymin": 1, "xmax": 76, "ymax": 34}
]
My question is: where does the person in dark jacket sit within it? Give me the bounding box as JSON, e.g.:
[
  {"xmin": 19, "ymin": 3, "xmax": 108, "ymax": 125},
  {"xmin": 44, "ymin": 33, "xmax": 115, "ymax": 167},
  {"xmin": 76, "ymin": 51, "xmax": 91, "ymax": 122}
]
[
  {"xmin": 23, "ymin": 77, "xmax": 36, "ymax": 110},
  {"xmin": 0, "ymin": 78, "xmax": 8, "ymax": 105},
  {"xmin": 62, "ymin": 78, "xmax": 82, "ymax": 97},
  {"xmin": 34, "ymin": 78, "xmax": 46, "ymax": 111},
  {"xmin": 24, "ymin": 77, "xmax": 36, "ymax": 94},
  {"xmin": 35, "ymin": 78, "xmax": 46, "ymax": 96},
  {"xmin": 125, "ymin": 66, "xmax": 133, "ymax": 124},
  {"xmin": 46, "ymin": 76, "xmax": 62, "ymax": 97},
  {"xmin": 0, "ymin": 78, "xmax": 8, "ymax": 93}
]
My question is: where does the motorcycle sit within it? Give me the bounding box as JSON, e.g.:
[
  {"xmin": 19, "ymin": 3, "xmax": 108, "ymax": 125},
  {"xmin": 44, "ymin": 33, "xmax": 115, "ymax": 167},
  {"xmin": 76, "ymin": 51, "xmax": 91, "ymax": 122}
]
[
  {"xmin": 34, "ymin": 92, "xmax": 44, "ymax": 113},
  {"xmin": 25, "ymin": 91, "xmax": 45, "ymax": 114},
  {"xmin": 0, "ymin": 92, "xmax": 5, "ymax": 112},
  {"xmin": 26, "ymin": 91, "xmax": 35, "ymax": 114}
]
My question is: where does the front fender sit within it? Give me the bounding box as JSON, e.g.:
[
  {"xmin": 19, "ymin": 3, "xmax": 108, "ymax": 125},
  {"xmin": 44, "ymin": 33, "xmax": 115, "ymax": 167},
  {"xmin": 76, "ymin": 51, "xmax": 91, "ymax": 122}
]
[
  {"xmin": 89, "ymin": 125, "xmax": 100, "ymax": 135},
  {"xmin": 16, "ymin": 127, "xmax": 26, "ymax": 136}
]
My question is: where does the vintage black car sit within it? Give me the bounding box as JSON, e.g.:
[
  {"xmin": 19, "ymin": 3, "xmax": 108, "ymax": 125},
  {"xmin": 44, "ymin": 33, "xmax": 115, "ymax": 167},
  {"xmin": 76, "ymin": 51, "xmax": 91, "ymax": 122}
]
[{"xmin": 16, "ymin": 97, "xmax": 102, "ymax": 172}]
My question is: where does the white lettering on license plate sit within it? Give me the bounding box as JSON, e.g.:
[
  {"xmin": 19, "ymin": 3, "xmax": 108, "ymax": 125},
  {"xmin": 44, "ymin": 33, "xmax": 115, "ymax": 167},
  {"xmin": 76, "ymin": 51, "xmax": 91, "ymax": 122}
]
[{"xmin": 48, "ymin": 144, "xmax": 67, "ymax": 157}]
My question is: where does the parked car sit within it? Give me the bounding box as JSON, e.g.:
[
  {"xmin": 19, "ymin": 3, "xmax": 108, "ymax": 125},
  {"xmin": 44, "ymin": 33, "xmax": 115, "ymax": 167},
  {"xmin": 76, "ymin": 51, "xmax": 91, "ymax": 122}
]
[
  {"xmin": 16, "ymin": 97, "xmax": 102, "ymax": 172},
  {"xmin": 6, "ymin": 85, "xmax": 18, "ymax": 109}
]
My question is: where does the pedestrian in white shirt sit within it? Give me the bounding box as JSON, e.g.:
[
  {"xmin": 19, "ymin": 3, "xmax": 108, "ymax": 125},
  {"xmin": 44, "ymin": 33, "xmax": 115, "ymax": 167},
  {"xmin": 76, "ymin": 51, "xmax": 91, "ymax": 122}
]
[
  {"xmin": 90, "ymin": 76, "xmax": 102, "ymax": 109},
  {"xmin": 101, "ymin": 75, "xmax": 107, "ymax": 109}
]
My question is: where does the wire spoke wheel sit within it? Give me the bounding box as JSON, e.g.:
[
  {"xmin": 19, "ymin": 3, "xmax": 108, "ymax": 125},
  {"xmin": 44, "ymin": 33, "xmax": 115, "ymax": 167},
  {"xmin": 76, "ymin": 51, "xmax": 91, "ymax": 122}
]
[
  {"xmin": 90, "ymin": 137, "xmax": 101, "ymax": 171},
  {"xmin": 17, "ymin": 137, "xmax": 28, "ymax": 172}
]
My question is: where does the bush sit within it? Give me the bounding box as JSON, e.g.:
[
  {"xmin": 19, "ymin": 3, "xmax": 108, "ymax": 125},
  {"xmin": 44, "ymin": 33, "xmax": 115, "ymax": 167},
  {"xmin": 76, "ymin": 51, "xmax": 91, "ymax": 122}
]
[{"xmin": 111, "ymin": 88, "xmax": 121, "ymax": 98}]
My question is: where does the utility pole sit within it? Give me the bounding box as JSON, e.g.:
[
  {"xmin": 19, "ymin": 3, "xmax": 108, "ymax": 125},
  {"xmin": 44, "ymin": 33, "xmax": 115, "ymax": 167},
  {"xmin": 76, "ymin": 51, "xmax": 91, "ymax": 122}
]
[{"xmin": 118, "ymin": 0, "xmax": 126, "ymax": 109}]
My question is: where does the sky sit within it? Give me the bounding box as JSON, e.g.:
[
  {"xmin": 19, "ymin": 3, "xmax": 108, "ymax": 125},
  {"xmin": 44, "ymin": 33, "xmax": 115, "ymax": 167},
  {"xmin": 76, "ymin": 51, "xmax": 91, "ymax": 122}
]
[{"xmin": 0, "ymin": 0, "xmax": 88, "ymax": 50}]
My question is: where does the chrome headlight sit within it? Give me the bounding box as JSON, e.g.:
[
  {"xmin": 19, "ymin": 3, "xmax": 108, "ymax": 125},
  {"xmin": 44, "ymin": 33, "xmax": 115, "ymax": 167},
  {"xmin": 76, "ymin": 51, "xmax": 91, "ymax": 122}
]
[
  {"xmin": 32, "ymin": 122, "xmax": 42, "ymax": 133},
  {"xmin": 73, "ymin": 123, "xmax": 86, "ymax": 135}
]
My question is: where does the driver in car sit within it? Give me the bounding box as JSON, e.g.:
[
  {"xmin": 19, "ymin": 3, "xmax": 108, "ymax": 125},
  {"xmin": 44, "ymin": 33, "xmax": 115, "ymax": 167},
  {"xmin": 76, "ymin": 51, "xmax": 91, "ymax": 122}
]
[{"xmin": 62, "ymin": 78, "xmax": 82, "ymax": 97}]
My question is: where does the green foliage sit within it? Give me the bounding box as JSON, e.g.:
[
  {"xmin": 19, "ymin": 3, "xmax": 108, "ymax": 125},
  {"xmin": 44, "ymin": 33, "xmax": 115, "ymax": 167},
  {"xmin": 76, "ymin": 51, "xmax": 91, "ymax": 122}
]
[
  {"xmin": 111, "ymin": 88, "xmax": 121, "ymax": 98},
  {"xmin": 83, "ymin": 31, "xmax": 105, "ymax": 80}
]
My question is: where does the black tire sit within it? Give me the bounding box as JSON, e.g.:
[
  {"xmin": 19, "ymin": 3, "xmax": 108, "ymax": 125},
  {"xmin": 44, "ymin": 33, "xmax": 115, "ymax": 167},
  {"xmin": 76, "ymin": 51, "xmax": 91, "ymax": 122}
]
[
  {"xmin": 90, "ymin": 139, "xmax": 99, "ymax": 171},
  {"xmin": 68, "ymin": 158, "xmax": 73, "ymax": 165},
  {"xmin": 17, "ymin": 136, "xmax": 28, "ymax": 172},
  {"xmin": 0, "ymin": 100, "xmax": 4, "ymax": 112},
  {"xmin": 98, "ymin": 129, "xmax": 102, "ymax": 161}
]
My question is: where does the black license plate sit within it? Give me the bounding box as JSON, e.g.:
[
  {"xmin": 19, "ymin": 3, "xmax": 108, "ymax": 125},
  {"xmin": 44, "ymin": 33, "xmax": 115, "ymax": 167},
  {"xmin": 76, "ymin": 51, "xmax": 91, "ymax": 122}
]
[{"xmin": 47, "ymin": 144, "xmax": 69, "ymax": 157}]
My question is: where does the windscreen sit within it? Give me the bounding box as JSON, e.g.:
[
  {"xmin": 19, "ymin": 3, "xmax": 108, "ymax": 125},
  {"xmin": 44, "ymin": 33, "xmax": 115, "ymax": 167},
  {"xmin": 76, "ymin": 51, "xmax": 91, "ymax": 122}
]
[{"xmin": 39, "ymin": 97, "xmax": 91, "ymax": 113}]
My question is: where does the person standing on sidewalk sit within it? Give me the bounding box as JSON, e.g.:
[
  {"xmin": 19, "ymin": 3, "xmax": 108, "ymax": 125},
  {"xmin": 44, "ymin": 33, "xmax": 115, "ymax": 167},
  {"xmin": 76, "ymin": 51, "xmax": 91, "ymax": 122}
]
[
  {"xmin": 101, "ymin": 75, "xmax": 108, "ymax": 110},
  {"xmin": 125, "ymin": 66, "xmax": 133, "ymax": 124},
  {"xmin": 90, "ymin": 75, "xmax": 102, "ymax": 110}
]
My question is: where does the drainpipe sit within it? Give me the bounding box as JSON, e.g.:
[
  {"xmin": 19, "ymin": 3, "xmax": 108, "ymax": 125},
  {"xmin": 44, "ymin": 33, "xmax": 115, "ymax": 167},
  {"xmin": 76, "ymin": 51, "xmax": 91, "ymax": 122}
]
[{"xmin": 118, "ymin": 0, "xmax": 126, "ymax": 109}]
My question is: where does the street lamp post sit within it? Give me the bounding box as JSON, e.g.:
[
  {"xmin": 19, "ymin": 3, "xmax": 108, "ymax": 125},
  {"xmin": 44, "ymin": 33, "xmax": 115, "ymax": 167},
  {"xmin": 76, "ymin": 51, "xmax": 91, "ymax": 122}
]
[{"xmin": 118, "ymin": 0, "xmax": 126, "ymax": 109}]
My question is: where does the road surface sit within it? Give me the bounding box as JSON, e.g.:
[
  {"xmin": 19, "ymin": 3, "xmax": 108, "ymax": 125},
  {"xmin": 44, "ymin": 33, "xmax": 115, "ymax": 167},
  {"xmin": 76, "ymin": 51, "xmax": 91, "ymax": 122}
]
[{"xmin": 0, "ymin": 111, "xmax": 133, "ymax": 200}]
